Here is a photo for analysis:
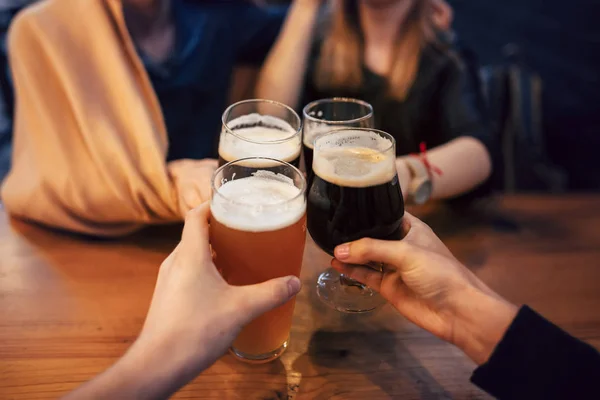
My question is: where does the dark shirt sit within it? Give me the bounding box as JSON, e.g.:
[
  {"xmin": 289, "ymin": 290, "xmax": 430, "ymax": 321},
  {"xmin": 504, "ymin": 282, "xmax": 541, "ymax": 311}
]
[
  {"xmin": 0, "ymin": 6, "xmax": 22, "ymax": 183},
  {"xmin": 472, "ymin": 306, "xmax": 600, "ymax": 399},
  {"xmin": 303, "ymin": 43, "xmax": 492, "ymax": 157},
  {"xmin": 140, "ymin": 0, "xmax": 287, "ymax": 161}
]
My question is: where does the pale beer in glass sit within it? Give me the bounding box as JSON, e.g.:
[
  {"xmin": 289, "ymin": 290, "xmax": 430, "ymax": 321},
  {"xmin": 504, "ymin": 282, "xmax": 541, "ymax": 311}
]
[{"xmin": 210, "ymin": 158, "xmax": 307, "ymax": 362}]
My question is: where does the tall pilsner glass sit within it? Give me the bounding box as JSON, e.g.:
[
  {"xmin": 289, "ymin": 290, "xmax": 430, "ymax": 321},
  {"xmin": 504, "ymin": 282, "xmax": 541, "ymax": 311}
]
[
  {"xmin": 307, "ymin": 128, "xmax": 405, "ymax": 313},
  {"xmin": 210, "ymin": 158, "xmax": 307, "ymax": 363}
]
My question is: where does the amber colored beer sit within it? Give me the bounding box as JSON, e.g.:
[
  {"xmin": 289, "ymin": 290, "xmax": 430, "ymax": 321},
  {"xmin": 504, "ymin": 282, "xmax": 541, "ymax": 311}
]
[{"xmin": 210, "ymin": 170, "xmax": 307, "ymax": 362}]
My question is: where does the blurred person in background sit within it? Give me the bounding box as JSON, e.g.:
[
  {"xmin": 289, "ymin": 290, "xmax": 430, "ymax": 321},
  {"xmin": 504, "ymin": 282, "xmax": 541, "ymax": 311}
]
[
  {"xmin": 61, "ymin": 204, "xmax": 600, "ymax": 399},
  {"xmin": 1, "ymin": 0, "xmax": 288, "ymax": 235},
  {"xmin": 257, "ymin": 0, "xmax": 493, "ymax": 204}
]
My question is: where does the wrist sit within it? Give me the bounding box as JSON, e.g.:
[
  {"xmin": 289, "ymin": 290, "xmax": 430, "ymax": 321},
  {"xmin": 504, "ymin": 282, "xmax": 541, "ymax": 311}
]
[
  {"xmin": 449, "ymin": 285, "xmax": 518, "ymax": 365},
  {"xmin": 401, "ymin": 157, "xmax": 433, "ymax": 204},
  {"xmin": 111, "ymin": 337, "xmax": 202, "ymax": 399}
]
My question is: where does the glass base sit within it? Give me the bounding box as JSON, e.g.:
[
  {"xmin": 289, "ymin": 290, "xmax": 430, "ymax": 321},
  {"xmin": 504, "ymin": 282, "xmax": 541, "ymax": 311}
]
[
  {"xmin": 229, "ymin": 339, "xmax": 288, "ymax": 364},
  {"xmin": 316, "ymin": 268, "xmax": 386, "ymax": 313}
]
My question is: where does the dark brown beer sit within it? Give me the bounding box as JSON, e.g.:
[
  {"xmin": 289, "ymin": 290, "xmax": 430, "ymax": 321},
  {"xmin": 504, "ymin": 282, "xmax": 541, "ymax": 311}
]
[
  {"xmin": 307, "ymin": 147, "xmax": 404, "ymax": 255},
  {"xmin": 302, "ymin": 98, "xmax": 374, "ymax": 188}
]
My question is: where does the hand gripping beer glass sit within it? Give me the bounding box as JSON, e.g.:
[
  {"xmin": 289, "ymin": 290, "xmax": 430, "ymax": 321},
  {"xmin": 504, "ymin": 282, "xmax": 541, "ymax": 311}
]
[
  {"xmin": 307, "ymin": 128, "xmax": 405, "ymax": 313},
  {"xmin": 219, "ymin": 99, "xmax": 302, "ymax": 168},
  {"xmin": 302, "ymin": 98, "xmax": 374, "ymax": 187},
  {"xmin": 210, "ymin": 158, "xmax": 307, "ymax": 363}
]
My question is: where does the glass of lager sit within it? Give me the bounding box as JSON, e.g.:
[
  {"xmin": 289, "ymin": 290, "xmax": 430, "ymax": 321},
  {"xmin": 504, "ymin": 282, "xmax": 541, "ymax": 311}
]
[
  {"xmin": 307, "ymin": 128, "xmax": 405, "ymax": 313},
  {"xmin": 210, "ymin": 157, "xmax": 307, "ymax": 363},
  {"xmin": 302, "ymin": 98, "xmax": 373, "ymax": 188},
  {"xmin": 219, "ymin": 99, "xmax": 302, "ymax": 168}
]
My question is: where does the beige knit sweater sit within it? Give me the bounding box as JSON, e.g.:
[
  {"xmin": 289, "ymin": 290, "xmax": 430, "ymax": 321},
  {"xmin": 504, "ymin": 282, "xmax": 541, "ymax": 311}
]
[{"xmin": 1, "ymin": 0, "xmax": 185, "ymax": 235}]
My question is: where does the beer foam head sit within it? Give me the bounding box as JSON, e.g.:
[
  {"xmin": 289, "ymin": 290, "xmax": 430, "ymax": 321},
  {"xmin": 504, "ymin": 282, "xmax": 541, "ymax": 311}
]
[
  {"xmin": 211, "ymin": 172, "xmax": 306, "ymax": 232},
  {"xmin": 312, "ymin": 130, "xmax": 396, "ymax": 188},
  {"xmin": 302, "ymin": 98, "xmax": 373, "ymax": 149},
  {"xmin": 303, "ymin": 123, "xmax": 336, "ymax": 150},
  {"xmin": 219, "ymin": 114, "xmax": 301, "ymax": 163}
]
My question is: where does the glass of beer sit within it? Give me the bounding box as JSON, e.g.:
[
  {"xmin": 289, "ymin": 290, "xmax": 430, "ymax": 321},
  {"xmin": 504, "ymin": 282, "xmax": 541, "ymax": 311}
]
[
  {"xmin": 219, "ymin": 99, "xmax": 302, "ymax": 168},
  {"xmin": 302, "ymin": 98, "xmax": 373, "ymax": 187},
  {"xmin": 307, "ymin": 128, "xmax": 404, "ymax": 313},
  {"xmin": 210, "ymin": 157, "xmax": 307, "ymax": 363}
]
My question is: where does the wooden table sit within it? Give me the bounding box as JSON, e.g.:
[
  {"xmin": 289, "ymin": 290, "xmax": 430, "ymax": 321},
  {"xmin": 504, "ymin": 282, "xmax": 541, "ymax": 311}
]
[{"xmin": 1, "ymin": 195, "xmax": 599, "ymax": 399}]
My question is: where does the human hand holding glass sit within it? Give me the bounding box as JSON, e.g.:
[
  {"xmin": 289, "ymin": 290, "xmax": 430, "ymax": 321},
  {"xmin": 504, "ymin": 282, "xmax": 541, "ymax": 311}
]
[
  {"xmin": 307, "ymin": 128, "xmax": 404, "ymax": 313},
  {"xmin": 331, "ymin": 212, "xmax": 518, "ymax": 364},
  {"xmin": 63, "ymin": 202, "xmax": 302, "ymax": 399},
  {"xmin": 210, "ymin": 157, "xmax": 307, "ymax": 363}
]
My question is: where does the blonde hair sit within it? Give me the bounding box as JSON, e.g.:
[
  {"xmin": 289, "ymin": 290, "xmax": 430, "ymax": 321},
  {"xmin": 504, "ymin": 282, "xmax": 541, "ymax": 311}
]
[{"xmin": 315, "ymin": 0, "xmax": 437, "ymax": 101}]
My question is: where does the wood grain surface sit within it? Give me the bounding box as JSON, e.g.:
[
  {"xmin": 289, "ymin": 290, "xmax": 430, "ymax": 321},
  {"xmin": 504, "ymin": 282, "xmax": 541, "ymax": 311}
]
[{"xmin": 1, "ymin": 195, "xmax": 599, "ymax": 399}]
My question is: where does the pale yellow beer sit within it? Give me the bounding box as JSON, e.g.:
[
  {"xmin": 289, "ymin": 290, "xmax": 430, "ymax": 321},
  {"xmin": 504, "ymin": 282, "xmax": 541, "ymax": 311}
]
[
  {"xmin": 218, "ymin": 99, "xmax": 302, "ymax": 168},
  {"xmin": 210, "ymin": 158, "xmax": 307, "ymax": 362}
]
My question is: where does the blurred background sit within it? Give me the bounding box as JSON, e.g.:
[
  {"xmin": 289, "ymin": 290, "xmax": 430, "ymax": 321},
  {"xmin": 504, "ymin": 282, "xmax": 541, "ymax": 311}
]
[
  {"xmin": 0, "ymin": 0, "xmax": 598, "ymax": 192},
  {"xmin": 449, "ymin": 0, "xmax": 599, "ymax": 191},
  {"xmin": 257, "ymin": 0, "xmax": 600, "ymax": 192}
]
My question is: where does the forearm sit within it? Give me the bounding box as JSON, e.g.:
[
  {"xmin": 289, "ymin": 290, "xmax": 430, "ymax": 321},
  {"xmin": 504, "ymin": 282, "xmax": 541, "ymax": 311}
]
[
  {"xmin": 255, "ymin": 0, "xmax": 321, "ymax": 109},
  {"xmin": 449, "ymin": 284, "xmax": 518, "ymax": 365},
  {"xmin": 401, "ymin": 136, "xmax": 492, "ymax": 200},
  {"xmin": 470, "ymin": 305, "xmax": 600, "ymax": 399},
  {"xmin": 62, "ymin": 339, "xmax": 197, "ymax": 400}
]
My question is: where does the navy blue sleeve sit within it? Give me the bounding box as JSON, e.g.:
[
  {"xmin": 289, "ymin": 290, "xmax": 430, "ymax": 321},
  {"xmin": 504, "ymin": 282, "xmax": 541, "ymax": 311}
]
[
  {"xmin": 0, "ymin": 8, "xmax": 15, "ymax": 183},
  {"xmin": 0, "ymin": 77, "xmax": 12, "ymax": 183},
  {"xmin": 233, "ymin": 4, "xmax": 287, "ymax": 66},
  {"xmin": 471, "ymin": 305, "xmax": 600, "ymax": 400}
]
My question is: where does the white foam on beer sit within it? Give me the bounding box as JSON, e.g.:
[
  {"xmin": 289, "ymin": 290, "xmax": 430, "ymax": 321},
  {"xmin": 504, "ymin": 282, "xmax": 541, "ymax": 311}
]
[
  {"xmin": 211, "ymin": 173, "xmax": 306, "ymax": 232},
  {"xmin": 312, "ymin": 130, "xmax": 396, "ymax": 188},
  {"xmin": 219, "ymin": 114, "xmax": 301, "ymax": 163},
  {"xmin": 303, "ymin": 123, "xmax": 334, "ymax": 149}
]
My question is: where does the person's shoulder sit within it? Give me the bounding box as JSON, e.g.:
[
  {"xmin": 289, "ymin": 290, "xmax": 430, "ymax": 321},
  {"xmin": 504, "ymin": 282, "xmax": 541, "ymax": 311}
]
[
  {"xmin": 421, "ymin": 41, "xmax": 464, "ymax": 74},
  {"xmin": 9, "ymin": 0, "xmax": 98, "ymax": 41},
  {"xmin": 418, "ymin": 40, "xmax": 466, "ymax": 88},
  {"xmin": 7, "ymin": 0, "xmax": 48, "ymax": 47}
]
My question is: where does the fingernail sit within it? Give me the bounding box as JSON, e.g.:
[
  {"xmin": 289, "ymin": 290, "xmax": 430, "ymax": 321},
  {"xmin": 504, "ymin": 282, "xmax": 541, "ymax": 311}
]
[
  {"xmin": 287, "ymin": 276, "xmax": 302, "ymax": 296},
  {"xmin": 335, "ymin": 244, "xmax": 350, "ymax": 260}
]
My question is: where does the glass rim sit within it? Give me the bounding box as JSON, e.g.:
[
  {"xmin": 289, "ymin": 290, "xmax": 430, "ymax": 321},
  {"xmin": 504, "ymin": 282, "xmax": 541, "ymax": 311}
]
[
  {"xmin": 221, "ymin": 99, "xmax": 302, "ymax": 145},
  {"xmin": 211, "ymin": 157, "xmax": 307, "ymax": 207},
  {"xmin": 313, "ymin": 127, "xmax": 396, "ymax": 153},
  {"xmin": 302, "ymin": 97, "xmax": 374, "ymax": 125}
]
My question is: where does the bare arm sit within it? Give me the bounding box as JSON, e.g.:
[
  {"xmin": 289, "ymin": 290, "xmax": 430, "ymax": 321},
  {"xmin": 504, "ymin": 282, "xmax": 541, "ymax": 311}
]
[
  {"xmin": 62, "ymin": 342, "xmax": 192, "ymax": 400},
  {"xmin": 396, "ymin": 136, "xmax": 492, "ymax": 200},
  {"xmin": 255, "ymin": 0, "xmax": 322, "ymax": 109},
  {"xmin": 62, "ymin": 204, "xmax": 301, "ymax": 399}
]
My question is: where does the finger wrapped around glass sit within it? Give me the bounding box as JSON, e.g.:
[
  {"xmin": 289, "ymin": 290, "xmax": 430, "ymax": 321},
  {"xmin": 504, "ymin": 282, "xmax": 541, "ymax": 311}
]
[
  {"xmin": 307, "ymin": 128, "xmax": 405, "ymax": 313},
  {"xmin": 219, "ymin": 99, "xmax": 302, "ymax": 168},
  {"xmin": 210, "ymin": 158, "xmax": 307, "ymax": 363}
]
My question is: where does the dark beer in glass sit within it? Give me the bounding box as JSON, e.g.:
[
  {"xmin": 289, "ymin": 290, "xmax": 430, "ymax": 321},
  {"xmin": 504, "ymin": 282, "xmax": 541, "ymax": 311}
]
[
  {"xmin": 302, "ymin": 98, "xmax": 373, "ymax": 187},
  {"xmin": 307, "ymin": 128, "xmax": 404, "ymax": 313}
]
